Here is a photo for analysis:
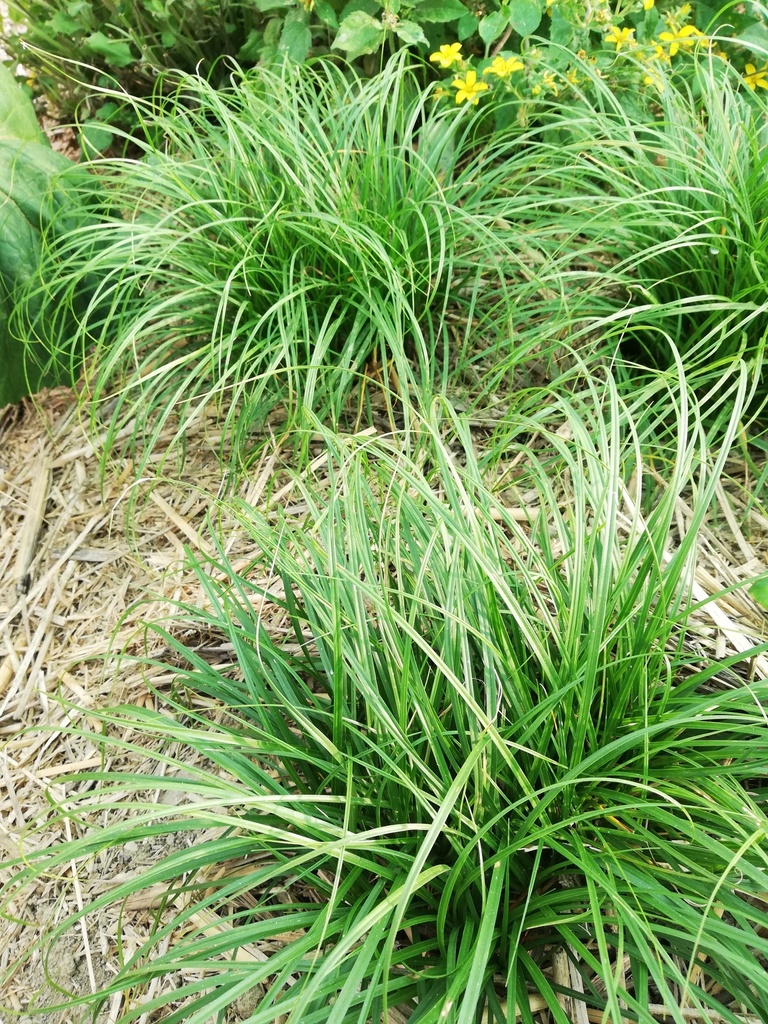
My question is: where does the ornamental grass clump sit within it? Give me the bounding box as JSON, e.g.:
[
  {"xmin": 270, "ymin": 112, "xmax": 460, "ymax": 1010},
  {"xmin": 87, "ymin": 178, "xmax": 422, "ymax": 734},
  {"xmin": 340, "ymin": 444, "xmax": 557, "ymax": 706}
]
[
  {"xmin": 18, "ymin": 53, "xmax": 768, "ymax": 470},
  {"xmin": 14, "ymin": 53, "xmax": 654, "ymax": 473},
  {"xmin": 459, "ymin": 53, "xmax": 768, "ymax": 420},
  {"xmin": 5, "ymin": 367, "xmax": 768, "ymax": 1023},
  {"xmin": 593, "ymin": 58, "xmax": 768, "ymax": 378},
  {"xmin": 16, "ymin": 54, "xmax": 526, "ymax": 471}
]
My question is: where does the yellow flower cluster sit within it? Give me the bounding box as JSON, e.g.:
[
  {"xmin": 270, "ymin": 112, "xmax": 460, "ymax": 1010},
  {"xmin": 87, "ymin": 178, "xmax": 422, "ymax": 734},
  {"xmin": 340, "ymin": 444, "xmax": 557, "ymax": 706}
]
[
  {"xmin": 431, "ymin": 22, "xmax": 765, "ymax": 105},
  {"xmin": 599, "ymin": 2, "xmax": 768, "ymax": 92},
  {"xmin": 429, "ymin": 44, "xmax": 524, "ymax": 106}
]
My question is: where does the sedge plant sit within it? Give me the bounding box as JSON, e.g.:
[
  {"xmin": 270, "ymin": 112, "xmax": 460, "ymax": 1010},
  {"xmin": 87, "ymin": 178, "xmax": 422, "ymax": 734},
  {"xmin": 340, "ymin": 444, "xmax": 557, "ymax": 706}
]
[
  {"xmin": 16, "ymin": 53, "xmax": 519, "ymax": 475},
  {"xmin": 6, "ymin": 52, "xmax": 679, "ymax": 476},
  {"xmin": 4, "ymin": 364, "xmax": 768, "ymax": 1023},
  {"xmin": 573, "ymin": 53, "xmax": 768, "ymax": 380},
  {"xmin": 445, "ymin": 49, "xmax": 768, "ymax": 437},
  {"xmin": 16, "ymin": 51, "xmax": 768, "ymax": 472}
]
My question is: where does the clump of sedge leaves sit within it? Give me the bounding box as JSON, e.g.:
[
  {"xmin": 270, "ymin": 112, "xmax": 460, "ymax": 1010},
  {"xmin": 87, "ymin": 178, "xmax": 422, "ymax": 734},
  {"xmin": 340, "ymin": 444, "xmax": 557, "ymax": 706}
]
[{"xmin": 4, "ymin": 367, "xmax": 768, "ymax": 1023}]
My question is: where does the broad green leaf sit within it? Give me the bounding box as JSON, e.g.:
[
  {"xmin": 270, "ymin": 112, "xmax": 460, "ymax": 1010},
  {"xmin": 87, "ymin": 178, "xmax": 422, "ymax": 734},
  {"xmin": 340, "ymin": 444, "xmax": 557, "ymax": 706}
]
[
  {"xmin": 79, "ymin": 119, "xmax": 113, "ymax": 155},
  {"xmin": 254, "ymin": 0, "xmax": 294, "ymax": 11},
  {"xmin": 458, "ymin": 9, "xmax": 479, "ymax": 38},
  {"xmin": 238, "ymin": 28, "xmax": 264, "ymax": 60},
  {"xmin": 750, "ymin": 576, "xmax": 768, "ymax": 610},
  {"xmin": 45, "ymin": 11, "xmax": 82, "ymax": 34},
  {"xmin": 64, "ymin": 0, "xmax": 95, "ymax": 28},
  {"xmin": 0, "ymin": 64, "xmax": 43, "ymax": 144},
  {"xmin": 395, "ymin": 19, "xmax": 429, "ymax": 45},
  {"xmin": 264, "ymin": 17, "xmax": 284, "ymax": 46},
  {"xmin": 0, "ymin": 140, "xmax": 91, "ymax": 405},
  {"xmin": 735, "ymin": 22, "xmax": 768, "ymax": 55},
  {"xmin": 79, "ymin": 99, "xmax": 119, "ymax": 152},
  {"xmin": 0, "ymin": 199, "xmax": 41, "ymax": 406},
  {"xmin": 67, "ymin": 0, "xmax": 94, "ymax": 17},
  {"xmin": 332, "ymin": 11, "xmax": 386, "ymax": 58},
  {"xmin": 314, "ymin": 0, "xmax": 339, "ymax": 28},
  {"xmin": 160, "ymin": 31, "xmax": 176, "ymax": 47},
  {"xmin": 637, "ymin": 8, "xmax": 659, "ymax": 42},
  {"xmin": 413, "ymin": 0, "xmax": 468, "ymax": 22},
  {"xmin": 279, "ymin": 10, "xmax": 312, "ymax": 61},
  {"xmin": 338, "ymin": 0, "xmax": 380, "ymax": 20},
  {"xmin": 548, "ymin": 6, "xmax": 574, "ymax": 46},
  {"xmin": 479, "ymin": 8, "xmax": 509, "ymax": 44},
  {"xmin": 508, "ymin": 0, "xmax": 541, "ymax": 35},
  {"xmin": 84, "ymin": 31, "xmax": 135, "ymax": 68}
]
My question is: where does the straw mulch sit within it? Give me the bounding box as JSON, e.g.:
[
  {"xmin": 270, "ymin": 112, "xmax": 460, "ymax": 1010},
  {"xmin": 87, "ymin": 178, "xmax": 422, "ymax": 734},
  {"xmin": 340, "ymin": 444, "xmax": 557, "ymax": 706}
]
[
  {"xmin": 0, "ymin": 389, "xmax": 296, "ymax": 1024},
  {"xmin": 1, "ymin": 387, "xmax": 768, "ymax": 1024}
]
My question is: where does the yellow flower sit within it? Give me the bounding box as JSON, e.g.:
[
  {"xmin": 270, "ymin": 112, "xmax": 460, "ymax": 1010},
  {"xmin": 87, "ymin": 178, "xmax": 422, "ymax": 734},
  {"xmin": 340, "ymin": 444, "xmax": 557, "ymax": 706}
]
[
  {"xmin": 566, "ymin": 67, "xmax": 580, "ymax": 84},
  {"xmin": 531, "ymin": 83, "xmax": 542, "ymax": 95},
  {"xmin": 643, "ymin": 0, "xmax": 654, "ymax": 8},
  {"xmin": 542, "ymin": 71, "xmax": 559, "ymax": 95},
  {"xmin": 483, "ymin": 55, "xmax": 524, "ymax": 78},
  {"xmin": 744, "ymin": 63, "xmax": 768, "ymax": 89},
  {"xmin": 657, "ymin": 24, "xmax": 704, "ymax": 56},
  {"xmin": 605, "ymin": 25, "xmax": 635, "ymax": 51},
  {"xmin": 430, "ymin": 43, "xmax": 463, "ymax": 69},
  {"xmin": 451, "ymin": 69, "xmax": 490, "ymax": 105}
]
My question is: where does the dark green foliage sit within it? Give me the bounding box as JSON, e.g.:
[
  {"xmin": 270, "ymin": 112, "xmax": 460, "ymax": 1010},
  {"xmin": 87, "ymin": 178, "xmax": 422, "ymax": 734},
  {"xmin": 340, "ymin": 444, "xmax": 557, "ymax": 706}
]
[{"xmin": 0, "ymin": 66, "xmax": 94, "ymax": 406}]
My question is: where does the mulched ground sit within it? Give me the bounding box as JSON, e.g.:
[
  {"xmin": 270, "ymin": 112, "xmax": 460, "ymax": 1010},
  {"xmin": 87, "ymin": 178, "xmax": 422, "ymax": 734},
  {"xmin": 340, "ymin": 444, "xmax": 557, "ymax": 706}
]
[{"xmin": 0, "ymin": 390, "xmax": 296, "ymax": 1024}]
